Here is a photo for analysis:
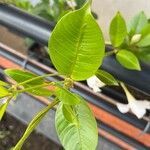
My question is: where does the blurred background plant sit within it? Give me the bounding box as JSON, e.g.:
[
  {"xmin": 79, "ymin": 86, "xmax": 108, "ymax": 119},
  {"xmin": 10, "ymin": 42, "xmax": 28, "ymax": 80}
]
[{"xmin": 0, "ymin": 0, "xmax": 87, "ymax": 65}]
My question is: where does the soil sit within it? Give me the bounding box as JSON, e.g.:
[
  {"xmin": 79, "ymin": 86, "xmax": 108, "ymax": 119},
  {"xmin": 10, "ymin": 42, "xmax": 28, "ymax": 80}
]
[{"xmin": 0, "ymin": 114, "xmax": 61, "ymax": 150}]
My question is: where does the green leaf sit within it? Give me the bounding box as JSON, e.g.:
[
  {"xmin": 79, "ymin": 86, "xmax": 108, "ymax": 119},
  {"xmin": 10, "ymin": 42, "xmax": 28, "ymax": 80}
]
[
  {"xmin": 0, "ymin": 86, "xmax": 9, "ymax": 98},
  {"xmin": 96, "ymin": 69, "xmax": 118, "ymax": 86},
  {"xmin": 109, "ymin": 12, "xmax": 127, "ymax": 47},
  {"xmin": 55, "ymin": 99, "xmax": 98, "ymax": 150},
  {"xmin": 13, "ymin": 100, "xmax": 58, "ymax": 150},
  {"xmin": 136, "ymin": 47, "xmax": 150, "ymax": 63},
  {"xmin": 62, "ymin": 104, "xmax": 77, "ymax": 123},
  {"xmin": 128, "ymin": 11, "xmax": 147, "ymax": 35},
  {"xmin": 140, "ymin": 23, "xmax": 150, "ymax": 36},
  {"xmin": 4, "ymin": 69, "xmax": 44, "ymax": 85},
  {"xmin": 48, "ymin": 0, "xmax": 105, "ymax": 81},
  {"xmin": 0, "ymin": 100, "xmax": 9, "ymax": 120},
  {"xmin": 0, "ymin": 80, "xmax": 8, "ymax": 86},
  {"xmin": 116, "ymin": 50, "xmax": 141, "ymax": 70},
  {"xmin": 56, "ymin": 87, "xmax": 80, "ymax": 105},
  {"xmin": 137, "ymin": 34, "xmax": 150, "ymax": 47},
  {"xmin": 24, "ymin": 86, "xmax": 53, "ymax": 97},
  {"xmin": 5, "ymin": 69, "xmax": 53, "ymax": 96}
]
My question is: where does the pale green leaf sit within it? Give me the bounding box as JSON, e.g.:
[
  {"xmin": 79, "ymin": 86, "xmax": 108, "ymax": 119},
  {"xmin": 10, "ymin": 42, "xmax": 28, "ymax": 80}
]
[
  {"xmin": 128, "ymin": 11, "xmax": 147, "ymax": 35},
  {"xmin": 55, "ymin": 99, "xmax": 98, "ymax": 150},
  {"xmin": 0, "ymin": 100, "xmax": 9, "ymax": 120},
  {"xmin": 4, "ymin": 69, "xmax": 44, "ymax": 85},
  {"xmin": 4, "ymin": 69, "xmax": 52, "ymax": 96},
  {"xmin": 25, "ymin": 86, "xmax": 53, "ymax": 96},
  {"xmin": 140, "ymin": 23, "xmax": 150, "ymax": 36},
  {"xmin": 0, "ymin": 86, "xmax": 9, "ymax": 98},
  {"xmin": 48, "ymin": 0, "xmax": 105, "ymax": 81},
  {"xmin": 116, "ymin": 50, "xmax": 141, "ymax": 70},
  {"xmin": 137, "ymin": 34, "xmax": 150, "ymax": 47},
  {"xmin": 55, "ymin": 87, "xmax": 80, "ymax": 105},
  {"xmin": 13, "ymin": 100, "xmax": 58, "ymax": 150},
  {"xmin": 109, "ymin": 12, "xmax": 127, "ymax": 47},
  {"xmin": 96, "ymin": 69, "xmax": 118, "ymax": 86},
  {"xmin": 62, "ymin": 104, "xmax": 77, "ymax": 123},
  {"xmin": 0, "ymin": 80, "xmax": 8, "ymax": 86}
]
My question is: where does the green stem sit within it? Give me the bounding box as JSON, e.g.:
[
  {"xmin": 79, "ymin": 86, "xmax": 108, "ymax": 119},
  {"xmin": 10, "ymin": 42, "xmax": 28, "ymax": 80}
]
[
  {"xmin": 16, "ymin": 82, "xmax": 55, "ymax": 94},
  {"xmin": 105, "ymin": 49, "xmax": 118, "ymax": 57},
  {"xmin": 17, "ymin": 73, "xmax": 58, "ymax": 87},
  {"xmin": 13, "ymin": 98, "xmax": 59, "ymax": 150}
]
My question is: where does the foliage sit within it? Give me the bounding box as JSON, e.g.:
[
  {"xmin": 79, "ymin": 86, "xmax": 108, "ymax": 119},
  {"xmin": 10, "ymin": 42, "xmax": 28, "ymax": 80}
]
[
  {"xmin": 109, "ymin": 11, "xmax": 150, "ymax": 68},
  {"xmin": 5, "ymin": 0, "xmax": 86, "ymax": 23},
  {"xmin": 0, "ymin": 0, "xmax": 149, "ymax": 150}
]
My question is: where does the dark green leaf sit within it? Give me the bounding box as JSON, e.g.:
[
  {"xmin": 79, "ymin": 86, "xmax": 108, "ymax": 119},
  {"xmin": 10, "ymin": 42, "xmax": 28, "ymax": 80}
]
[
  {"xmin": 55, "ymin": 98, "xmax": 98, "ymax": 150},
  {"xmin": 109, "ymin": 12, "xmax": 127, "ymax": 47},
  {"xmin": 128, "ymin": 11, "xmax": 147, "ymax": 35},
  {"xmin": 56, "ymin": 87, "xmax": 80, "ymax": 105},
  {"xmin": 96, "ymin": 70, "xmax": 118, "ymax": 86},
  {"xmin": 116, "ymin": 50, "xmax": 141, "ymax": 70},
  {"xmin": 49, "ymin": 0, "xmax": 105, "ymax": 81}
]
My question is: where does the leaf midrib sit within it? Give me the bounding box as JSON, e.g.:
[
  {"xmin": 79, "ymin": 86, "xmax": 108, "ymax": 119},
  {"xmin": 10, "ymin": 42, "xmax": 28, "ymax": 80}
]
[{"xmin": 69, "ymin": 15, "xmax": 87, "ymax": 78}]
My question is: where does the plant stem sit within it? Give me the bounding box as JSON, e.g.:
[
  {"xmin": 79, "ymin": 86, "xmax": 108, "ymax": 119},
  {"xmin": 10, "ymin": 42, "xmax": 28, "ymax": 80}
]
[
  {"xmin": 16, "ymin": 82, "xmax": 55, "ymax": 93},
  {"xmin": 105, "ymin": 49, "xmax": 118, "ymax": 57},
  {"xmin": 13, "ymin": 98, "xmax": 59, "ymax": 150},
  {"xmin": 18, "ymin": 73, "xmax": 58, "ymax": 86}
]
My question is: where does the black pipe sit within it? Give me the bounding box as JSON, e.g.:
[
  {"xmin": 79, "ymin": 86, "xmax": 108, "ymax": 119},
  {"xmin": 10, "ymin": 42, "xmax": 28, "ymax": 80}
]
[
  {"xmin": 0, "ymin": 4, "xmax": 54, "ymax": 45},
  {"xmin": 0, "ymin": 4, "xmax": 150, "ymax": 94},
  {"xmin": 0, "ymin": 46, "xmax": 148, "ymax": 132}
]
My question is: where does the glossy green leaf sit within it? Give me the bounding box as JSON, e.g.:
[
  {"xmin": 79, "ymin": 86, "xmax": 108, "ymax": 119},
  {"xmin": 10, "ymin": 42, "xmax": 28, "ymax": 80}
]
[
  {"xmin": 128, "ymin": 11, "xmax": 147, "ymax": 35},
  {"xmin": 109, "ymin": 12, "xmax": 127, "ymax": 47},
  {"xmin": 55, "ymin": 99, "xmax": 98, "ymax": 150},
  {"xmin": 137, "ymin": 34, "xmax": 150, "ymax": 47},
  {"xmin": 13, "ymin": 100, "xmax": 58, "ymax": 150},
  {"xmin": 116, "ymin": 50, "xmax": 141, "ymax": 70},
  {"xmin": 0, "ymin": 100, "xmax": 9, "ymax": 120},
  {"xmin": 0, "ymin": 86, "xmax": 9, "ymax": 98},
  {"xmin": 62, "ymin": 104, "xmax": 77, "ymax": 123},
  {"xmin": 56, "ymin": 87, "xmax": 80, "ymax": 105},
  {"xmin": 4, "ymin": 69, "xmax": 44, "ymax": 85},
  {"xmin": 96, "ymin": 70, "xmax": 118, "ymax": 86},
  {"xmin": 49, "ymin": 0, "xmax": 105, "ymax": 81}
]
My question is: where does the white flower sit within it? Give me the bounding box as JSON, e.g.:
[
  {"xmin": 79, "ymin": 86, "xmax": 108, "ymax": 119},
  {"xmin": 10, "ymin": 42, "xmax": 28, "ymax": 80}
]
[
  {"xmin": 66, "ymin": 0, "xmax": 77, "ymax": 8},
  {"xmin": 87, "ymin": 75, "xmax": 105, "ymax": 92},
  {"xmin": 117, "ymin": 83, "xmax": 150, "ymax": 119},
  {"xmin": 117, "ymin": 100, "xmax": 150, "ymax": 119}
]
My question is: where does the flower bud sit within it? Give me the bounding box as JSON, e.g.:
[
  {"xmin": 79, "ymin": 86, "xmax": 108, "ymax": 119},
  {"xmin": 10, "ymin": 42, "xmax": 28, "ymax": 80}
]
[{"xmin": 130, "ymin": 34, "xmax": 142, "ymax": 45}]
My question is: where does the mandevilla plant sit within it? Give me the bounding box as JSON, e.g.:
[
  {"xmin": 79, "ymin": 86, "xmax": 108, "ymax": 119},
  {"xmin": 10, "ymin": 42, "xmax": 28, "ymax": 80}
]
[
  {"xmin": 108, "ymin": 11, "xmax": 150, "ymax": 68},
  {"xmin": 0, "ymin": 0, "xmax": 149, "ymax": 150}
]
